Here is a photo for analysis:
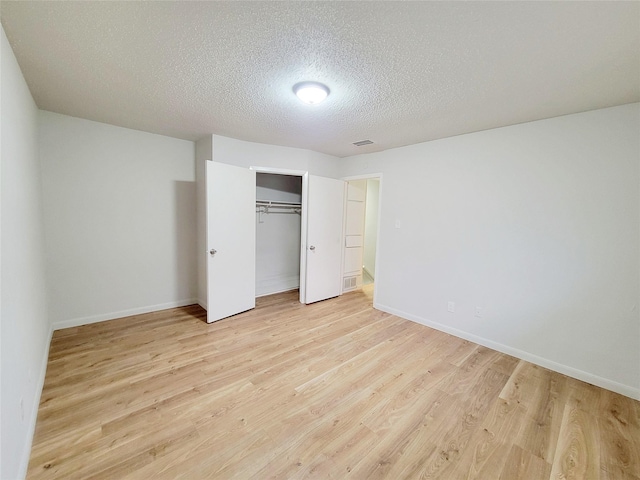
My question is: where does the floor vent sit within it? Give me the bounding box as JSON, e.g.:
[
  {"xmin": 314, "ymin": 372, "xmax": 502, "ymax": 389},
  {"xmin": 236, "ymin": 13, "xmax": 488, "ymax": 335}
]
[{"xmin": 353, "ymin": 140, "xmax": 374, "ymax": 146}]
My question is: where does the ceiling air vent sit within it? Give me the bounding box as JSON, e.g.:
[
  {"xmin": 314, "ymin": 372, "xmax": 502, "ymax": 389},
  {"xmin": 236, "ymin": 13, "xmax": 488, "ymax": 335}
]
[{"xmin": 353, "ymin": 140, "xmax": 374, "ymax": 147}]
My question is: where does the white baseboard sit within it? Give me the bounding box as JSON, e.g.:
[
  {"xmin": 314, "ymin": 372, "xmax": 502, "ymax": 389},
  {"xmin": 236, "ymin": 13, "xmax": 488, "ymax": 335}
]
[
  {"xmin": 256, "ymin": 274, "xmax": 299, "ymax": 298},
  {"xmin": 374, "ymin": 302, "xmax": 640, "ymax": 401},
  {"xmin": 52, "ymin": 299, "xmax": 198, "ymax": 330},
  {"xmin": 256, "ymin": 287, "xmax": 299, "ymax": 298},
  {"xmin": 362, "ymin": 266, "xmax": 375, "ymax": 279},
  {"xmin": 18, "ymin": 323, "xmax": 54, "ymax": 480}
]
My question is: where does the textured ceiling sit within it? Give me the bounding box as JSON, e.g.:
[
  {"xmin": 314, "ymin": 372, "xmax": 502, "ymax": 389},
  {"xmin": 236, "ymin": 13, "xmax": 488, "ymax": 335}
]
[{"xmin": 1, "ymin": 1, "xmax": 639, "ymax": 158}]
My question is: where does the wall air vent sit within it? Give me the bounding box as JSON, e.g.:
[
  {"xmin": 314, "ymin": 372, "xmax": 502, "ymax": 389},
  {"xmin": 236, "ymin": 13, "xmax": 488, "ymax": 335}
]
[
  {"xmin": 353, "ymin": 140, "xmax": 374, "ymax": 146},
  {"xmin": 343, "ymin": 276, "xmax": 357, "ymax": 291}
]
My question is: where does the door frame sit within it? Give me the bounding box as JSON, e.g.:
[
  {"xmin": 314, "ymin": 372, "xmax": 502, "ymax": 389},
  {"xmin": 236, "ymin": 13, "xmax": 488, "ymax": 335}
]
[
  {"xmin": 251, "ymin": 166, "xmax": 309, "ymax": 303},
  {"xmin": 341, "ymin": 173, "xmax": 383, "ymax": 302}
]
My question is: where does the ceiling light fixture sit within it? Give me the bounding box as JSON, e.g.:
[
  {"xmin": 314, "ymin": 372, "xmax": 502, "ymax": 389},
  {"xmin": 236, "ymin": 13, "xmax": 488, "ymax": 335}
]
[{"xmin": 293, "ymin": 81, "xmax": 330, "ymax": 105}]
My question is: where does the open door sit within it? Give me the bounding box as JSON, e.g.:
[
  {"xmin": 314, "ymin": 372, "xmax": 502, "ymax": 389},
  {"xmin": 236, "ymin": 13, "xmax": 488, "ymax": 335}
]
[
  {"xmin": 305, "ymin": 175, "xmax": 345, "ymax": 304},
  {"xmin": 206, "ymin": 161, "xmax": 256, "ymax": 323}
]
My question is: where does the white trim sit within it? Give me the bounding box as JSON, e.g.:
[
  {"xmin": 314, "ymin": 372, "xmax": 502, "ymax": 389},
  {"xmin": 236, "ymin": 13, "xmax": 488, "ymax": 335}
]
[
  {"xmin": 250, "ymin": 166, "xmax": 308, "ymax": 177},
  {"xmin": 339, "ymin": 181, "xmax": 346, "ymax": 299},
  {"xmin": 52, "ymin": 299, "xmax": 198, "ymax": 330},
  {"xmin": 256, "ymin": 287, "xmax": 299, "ymax": 298},
  {"xmin": 299, "ymin": 172, "xmax": 309, "ymax": 304},
  {"xmin": 18, "ymin": 323, "xmax": 54, "ymax": 479},
  {"xmin": 362, "ymin": 266, "xmax": 374, "ymax": 281},
  {"xmin": 374, "ymin": 302, "xmax": 640, "ymax": 401},
  {"xmin": 341, "ymin": 172, "xmax": 384, "ymax": 181},
  {"xmin": 256, "ymin": 273, "xmax": 300, "ymax": 297}
]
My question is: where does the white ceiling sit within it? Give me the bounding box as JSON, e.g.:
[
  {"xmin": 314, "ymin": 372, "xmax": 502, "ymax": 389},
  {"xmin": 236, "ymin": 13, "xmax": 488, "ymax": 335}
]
[{"xmin": 1, "ymin": 1, "xmax": 638, "ymax": 158}]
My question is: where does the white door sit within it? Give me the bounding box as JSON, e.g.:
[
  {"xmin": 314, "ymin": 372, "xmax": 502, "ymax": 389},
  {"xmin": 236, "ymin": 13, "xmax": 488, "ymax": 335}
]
[
  {"xmin": 305, "ymin": 175, "xmax": 345, "ymax": 304},
  {"xmin": 343, "ymin": 180, "xmax": 367, "ymax": 292},
  {"xmin": 206, "ymin": 161, "xmax": 256, "ymax": 323}
]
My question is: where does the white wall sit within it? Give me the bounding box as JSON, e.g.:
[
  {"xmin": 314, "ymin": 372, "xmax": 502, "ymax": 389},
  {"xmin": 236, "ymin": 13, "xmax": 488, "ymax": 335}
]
[
  {"xmin": 256, "ymin": 173, "xmax": 302, "ymax": 203},
  {"xmin": 363, "ymin": 179, "xmax": 380, "ymax": 278},
  {"xmin": 39, "ymin": 112, "xmax": 197, "ymax": 328},
  {"xmin": 1, "ymin": 27, "xmax": 51, "ymax": 480},
  {"xmin": 340, "ymin": 104, "xmax": 640, "ymax": 399},
  {"xmin": 256, "ymin": 210, "xmax": 302, "ymax": 296},
  {"xmin": 213, "ymin": 134, "xmax": 340, "ymax": 178}
]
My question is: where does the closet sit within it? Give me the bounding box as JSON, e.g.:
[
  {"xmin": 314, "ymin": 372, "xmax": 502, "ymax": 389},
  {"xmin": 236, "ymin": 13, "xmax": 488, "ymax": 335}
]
[
  {"xmin": 205, "ymin": 161, "xmax": 346, "ymax": 323},
  {"xmin": 255, "ymin": 173, "xmax": 303, "ymax": 296}
]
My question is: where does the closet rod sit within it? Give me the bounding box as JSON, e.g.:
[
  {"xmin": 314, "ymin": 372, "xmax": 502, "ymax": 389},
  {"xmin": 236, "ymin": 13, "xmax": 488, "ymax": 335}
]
[
  {"xmin": 256, "ymin": 200, "xmax": 301, "ymax": 222},
  {"xmin": 256, "ymin": 200, "xmax": 301, "ymax": 208}
]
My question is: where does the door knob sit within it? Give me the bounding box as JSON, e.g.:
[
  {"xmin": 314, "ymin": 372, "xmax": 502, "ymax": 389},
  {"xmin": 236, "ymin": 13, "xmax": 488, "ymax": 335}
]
[
  {"xmin": 209, "ymin": 249, "xmax": 217, "ymax": 256},
  {"xmin": 309, "ymin": 245, "xmax": 316, "ymax": 251}
]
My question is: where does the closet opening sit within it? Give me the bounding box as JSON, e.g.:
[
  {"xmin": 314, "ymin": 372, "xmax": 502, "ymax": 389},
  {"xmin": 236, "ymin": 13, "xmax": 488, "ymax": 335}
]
[{"xmin": 255, "ymin": 171, "xmax": 304, "ymax": 298}]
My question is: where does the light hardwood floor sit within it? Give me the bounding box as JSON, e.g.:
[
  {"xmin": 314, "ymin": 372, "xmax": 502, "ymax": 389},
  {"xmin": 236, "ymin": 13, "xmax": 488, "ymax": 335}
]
[{"xmin": 28, "ymin": 286, "xmax": 639, "ymax": 479}]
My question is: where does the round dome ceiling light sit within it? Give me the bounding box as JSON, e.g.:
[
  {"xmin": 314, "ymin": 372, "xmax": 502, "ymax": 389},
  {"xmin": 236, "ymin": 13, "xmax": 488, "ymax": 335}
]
[{"xmin": 293, "ymin": 81, "xmax": 330, "ymax": 105}]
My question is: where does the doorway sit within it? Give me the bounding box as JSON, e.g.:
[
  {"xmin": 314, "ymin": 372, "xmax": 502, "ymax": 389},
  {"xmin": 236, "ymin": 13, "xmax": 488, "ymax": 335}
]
[
  {"xmin": 342, "ymin": 175, "xmax": 381, "ymax": 298},
  {"xmin": 363, "ymin": 178, "xmax": 380, "ymax": 286}
]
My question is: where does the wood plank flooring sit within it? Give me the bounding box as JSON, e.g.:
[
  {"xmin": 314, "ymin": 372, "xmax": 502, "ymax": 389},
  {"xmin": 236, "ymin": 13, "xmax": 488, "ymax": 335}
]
[{"xmin": 28, "ymin": 286, "xmax": 640, "ymax": 479}]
